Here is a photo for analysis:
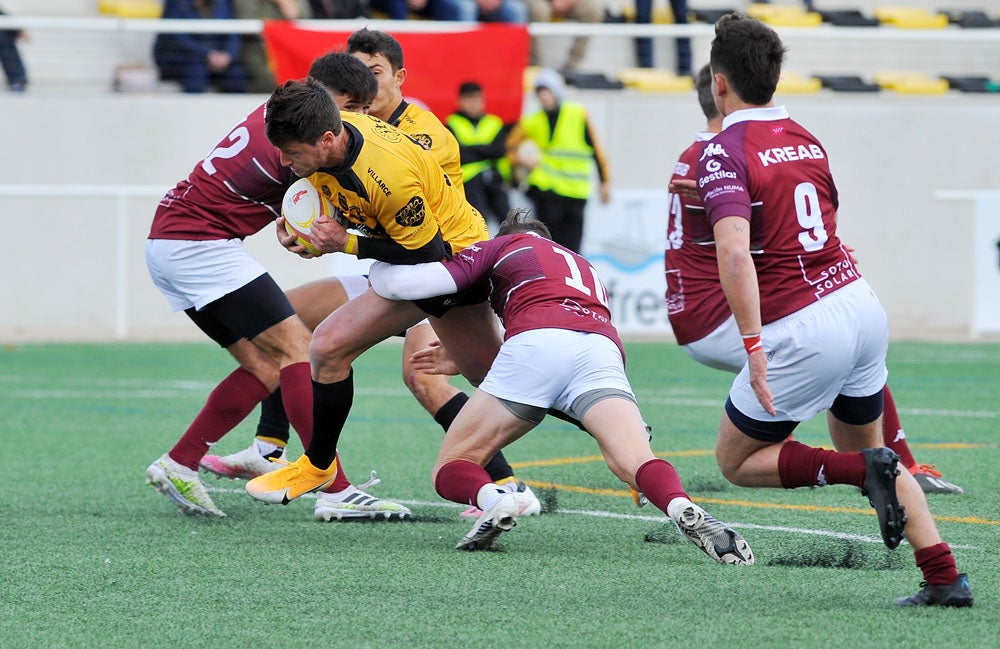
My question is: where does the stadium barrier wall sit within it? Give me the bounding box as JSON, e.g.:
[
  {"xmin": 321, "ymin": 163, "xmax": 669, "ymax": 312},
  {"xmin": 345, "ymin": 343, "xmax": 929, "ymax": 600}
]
[
  {"xmin": 2, "ymin": 91, "xmax": 998, "ymax": 342},
  {"xmin": 0, "ymin": 17, "xmax": 998, "ymax": 341}
]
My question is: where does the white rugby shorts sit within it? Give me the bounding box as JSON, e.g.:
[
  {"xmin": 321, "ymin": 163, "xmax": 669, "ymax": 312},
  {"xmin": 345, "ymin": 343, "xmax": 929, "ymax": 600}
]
[
  {"xmin": 728, "ymin": 278, "xmax": 889, "ymax": 422},
  {"xmin": 479, "ymin": 328, "xmax": 635, "ymax": 418},
  {"xmin": 145, "ymin": 238, "xmax": 267, "ymax": 311},
  {"xmin": 681, "ymin": 314, "xmax": 745, "ymax": 374}
]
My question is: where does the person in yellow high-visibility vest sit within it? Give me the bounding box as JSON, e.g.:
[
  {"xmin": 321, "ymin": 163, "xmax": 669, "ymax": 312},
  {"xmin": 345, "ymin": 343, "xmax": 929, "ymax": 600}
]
[
  {"xmin": 506, "ymin": 68, "xmax": 610, "ymax": 253},
  {"xmin": 446, "ymin": 81, "xmax": 513, "ymax": 233}
]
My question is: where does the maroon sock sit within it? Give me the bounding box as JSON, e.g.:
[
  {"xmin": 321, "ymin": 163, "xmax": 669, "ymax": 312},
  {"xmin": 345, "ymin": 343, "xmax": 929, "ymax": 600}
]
[
  {"xmin": 777, "ymin": 440, "xmax": 867, "ymax": 489},
  {"xmin": 915, "ymin": 542, "xmax": 959, "ymax": 585},
  {"xmin": 169, "ymin": 368, "xmax": 270, "ymax": 470},
  {"xmin": 881, "ymin": 385, "xmax": 917, "ymax": 470},
  {"xmin": 434, "ymin": 459, "xmax": 493, "ymax": 507},
  {"xmin": 325, "ymin": 452, "xmax": 352, "ymax": 492},
  {"xmin": 634, "ymin": 459, "xmax": 689, "ymax": 513},
  {"xmin": 279, "ymin": 362, "xmax": 313, "ymax": 448}
]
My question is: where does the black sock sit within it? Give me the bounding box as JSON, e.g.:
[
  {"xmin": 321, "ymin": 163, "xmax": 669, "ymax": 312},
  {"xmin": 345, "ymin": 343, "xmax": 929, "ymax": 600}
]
[
  {"xmin": 305, "ymin": 370, "xmax": 354, "ymax": 470},
  {"xmin": 483, "ymin": 451, "xmax": 515, "ymax": 483},
  {"xmin": 255, "ymin": 389, "xmax": 291, "ymax": 443},
  {"xmin": 434, "ymin": 392, "xmax": 514, "ymax": 482},
  {"xmin": 433, "ymin": 392, "xmax": 469, "ymax": 431}
]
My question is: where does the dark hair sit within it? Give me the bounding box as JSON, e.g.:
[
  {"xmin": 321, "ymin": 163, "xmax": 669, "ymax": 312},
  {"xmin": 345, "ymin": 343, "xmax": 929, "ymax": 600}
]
[
  {"xmin": 497, "ymin": 208, "xmax": 552, "ymax": 239},
  {"xmin": 695, "ymin": 64, "xmax": 719, "ymax": 121},
  {"xmin": 710, "ymin": 13, "xmax": 786, "ymax": 106},
  {"xmin": 346, "ymin": 28, "xmax": 404, "ymax": 71},
  {"xmin": 308, "ymin": 50, "xmax": 379, "ymax": 105},
  {"xmin": 265, "ymin": 79, "xmax": 343, "ymax": 149},
  {"xmin": 458, "ymin": 81, "xmax": 482, "ymax": 96}
]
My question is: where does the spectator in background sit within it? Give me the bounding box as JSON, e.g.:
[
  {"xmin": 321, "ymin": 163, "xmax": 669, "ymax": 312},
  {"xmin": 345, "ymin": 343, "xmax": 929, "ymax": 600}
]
[
  {"xmin": 506, "ymin": 68, "xmax": 610, "ymax": 253},
  {"xmin": 370, "ymin": 0, "xmax": 525, "ymax": 21},
  {"xmin": 0, "ymin": 5, "xmax": 27, "ymax": 92},
  {"xmin": 153, "ymin": 0, "xmax": 246, "ymax": 93},
  {"xmin": 446, "ymin": 81, "xmax": 512, "ymax": 233},
  {"xmin": 309, "ymin": 0, "xmax": 370, "ymax": 17},
  {"xmin": 633, "ymin": 0, "xmax": 691, "ymax": 76},
  {"xmin": 231, "ymin": 0, "xmax": 311, "ymax": 94},
  {"xmin": 525, "ymin": 0, "xmax": 602, "ymax": 73}
]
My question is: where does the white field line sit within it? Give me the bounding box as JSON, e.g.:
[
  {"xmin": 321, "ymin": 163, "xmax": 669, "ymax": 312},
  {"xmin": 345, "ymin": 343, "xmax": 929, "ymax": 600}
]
[
  {"xmin": 7, "ymin": 381, "xmax": 1000, "ymax": 420},
  {"xmin": 202, "ymin": 487, "xmax": 978, "ymax": 550}
]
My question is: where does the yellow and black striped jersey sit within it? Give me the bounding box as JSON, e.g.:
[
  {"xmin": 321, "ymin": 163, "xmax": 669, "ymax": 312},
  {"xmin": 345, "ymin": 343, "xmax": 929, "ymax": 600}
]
[
  {"xmin": 309, "ymin": 111, "xmax": 487, "ymax": 256},
  {"xmin": 387, "ymin": 100, "xmax": 464, "ymax": 192}
]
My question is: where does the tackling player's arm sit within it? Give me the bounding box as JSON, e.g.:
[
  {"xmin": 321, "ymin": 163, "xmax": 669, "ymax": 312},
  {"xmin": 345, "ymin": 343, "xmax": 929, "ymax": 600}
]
[{"xmin": 368, "ymin": 260, "xmax": 458, "ymax": 301}]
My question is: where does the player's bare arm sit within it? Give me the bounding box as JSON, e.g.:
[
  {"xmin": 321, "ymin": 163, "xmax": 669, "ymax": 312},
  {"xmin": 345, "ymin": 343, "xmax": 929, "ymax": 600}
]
[{"xmin": 713, "ymin": 215, "xmax": 774, "ymax": 415}]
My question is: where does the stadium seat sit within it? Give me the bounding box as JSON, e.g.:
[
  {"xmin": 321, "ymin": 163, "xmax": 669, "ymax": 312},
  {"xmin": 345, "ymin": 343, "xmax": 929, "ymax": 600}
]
[
  {"xmin": 941, "ymin": 75, "xmax": 1000, "ymax": 93},
  {"xmin": 746, "ymin": 3, "xmax": 822, "ymax": 27},
  {"xmin": 942, "ymin": 10, "xmax": 1000, "ymax": 28},
  {"xmin": 562, "ymin": 71, "xmax": 625, "ymax": 90},
  {"xmin": 618, "ymin": 6, "xmax": 677, "ymax": 24},
  {"xmin": 775, "ymin": 71, "xmax": 822, "ymax": 94},
  {"xmin": 816, "ymin": 75, "xmax": 880, "ymax": 92},
  {"xmin": 872, "ymin": 7, "xmax": 949, "ymax": 29},
  {"xmin": 817, "ymin": 9, "xmax": 880, "ymax": 27},
  {"xmin": 874, "ymin": 72, "xmax": 950, "ymax": 94},
  {"xmin": 97, "ymin": 1, "xmax": 163, "ymax": 18},
  {"xmin": 617, "ymin": 68, "xmax": 694, "ymax": 92},
  {"xmin": 691, "ymin": 9, "xmax": 738, "ymax": 24}
]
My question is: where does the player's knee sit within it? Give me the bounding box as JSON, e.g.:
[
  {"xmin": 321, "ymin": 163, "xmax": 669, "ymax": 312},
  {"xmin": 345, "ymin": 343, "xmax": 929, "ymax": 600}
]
[{"xmin": 308, "ymin": 331, "xmax": 354, "ymax": 374}]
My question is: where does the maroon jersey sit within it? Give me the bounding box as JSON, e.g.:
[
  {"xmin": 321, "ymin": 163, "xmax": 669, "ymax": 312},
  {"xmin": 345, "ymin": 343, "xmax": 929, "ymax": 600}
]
[
  {"xmin": 664, "ymin": 133, "xmax": 732, "ymax": 345},
  {"xmin": 149, "ymin": 103, "xmax": 293, "ymax": 240},
  {"xmin": 444, "ymin": 233, "xmax": 624, "ymax": 357},
  {"xmin": 696, "ymin": 107, "xmax": 859, "ymax": 325}
]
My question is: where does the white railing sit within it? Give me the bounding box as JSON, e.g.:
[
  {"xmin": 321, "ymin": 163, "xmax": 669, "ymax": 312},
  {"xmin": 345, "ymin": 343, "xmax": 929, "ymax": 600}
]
[
  {"xmin": 2, "ymin": 15, "xmax": 1000, "ymax": 41},
  {"xmin": 0, "ymin": 184, "xmax": 167, "ymax": 340}
]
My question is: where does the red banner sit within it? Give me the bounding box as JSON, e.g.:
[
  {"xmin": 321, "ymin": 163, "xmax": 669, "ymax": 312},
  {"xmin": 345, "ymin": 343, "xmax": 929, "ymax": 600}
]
[{"xmin": 262, "ymin": 22, "xmax": 529, "ymax": 124}]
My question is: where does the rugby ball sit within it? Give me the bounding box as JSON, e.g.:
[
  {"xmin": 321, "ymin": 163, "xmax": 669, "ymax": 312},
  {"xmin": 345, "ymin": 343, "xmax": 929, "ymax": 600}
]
[{"xmin": 281, "ymin": 178, "xmax": 329, "ymax": 255}]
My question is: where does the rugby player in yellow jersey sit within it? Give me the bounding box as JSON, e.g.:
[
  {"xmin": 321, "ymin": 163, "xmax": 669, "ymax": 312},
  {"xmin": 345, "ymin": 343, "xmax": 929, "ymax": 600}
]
[
  {"xmin": 204, "ymin": 31, "xmax": 542, "ymax": 518},
  {"xmin": 245, "ymin": 78, "xmax": 509, "ymax": 504}
]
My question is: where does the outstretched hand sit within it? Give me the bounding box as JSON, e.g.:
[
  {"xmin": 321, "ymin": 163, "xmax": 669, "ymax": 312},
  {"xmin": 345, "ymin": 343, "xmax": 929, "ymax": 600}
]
[
  {"xmin": 668, "ymin": 178, "xmax": 699, "ymax": 201},
  {"xmin": 409, "ymin": 340, "xmax": 461, "ymax": 377}
]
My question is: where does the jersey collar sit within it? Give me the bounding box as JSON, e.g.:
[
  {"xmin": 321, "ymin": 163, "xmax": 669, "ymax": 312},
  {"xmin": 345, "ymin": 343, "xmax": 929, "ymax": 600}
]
[{"xmin": 722, "ymin": 105, "xmax": 789, "ymax": 130}]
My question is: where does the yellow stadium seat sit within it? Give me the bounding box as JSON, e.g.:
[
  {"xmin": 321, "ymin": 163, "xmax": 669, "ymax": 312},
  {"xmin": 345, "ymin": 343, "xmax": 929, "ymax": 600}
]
[
  {"xmin": 775, "ymin": 71, "xmax": 822, "ymax": 95},
  {"xmin": 620, "ymin": 6, "xmax": 677, "ymax": 24},
  {"xmin": 873, "ymin": 72, "xmax": 950, "ymax": 94},
  {"xmin": 617, "ymin": 68, "xmax": 694, "ymax": 92},
  {"xmin": 746, "ymin": 3, "xmax": 822, "ymax": 27},
  {"xmin": 98, "ymin": 1, "xmax": 163, "ymax": 18},
  {"xmin": 873, "ymin": 7, "xmax": 949, "ymax": 29}
]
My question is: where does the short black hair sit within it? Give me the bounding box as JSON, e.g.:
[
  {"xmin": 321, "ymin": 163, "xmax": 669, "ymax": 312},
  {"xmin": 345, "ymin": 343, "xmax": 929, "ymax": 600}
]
[
  {"xmin": 458, "ymin": 81, "xmax": 482, "ymax": 96},
  {"xmin": 308, "ymin": 50, "xmax": 378, "ymax": 105},
  {"xmin": 710, "ymin": 13, "xmax": 786, "ymax": 106},
  {"xmin": 497, "ymin": 208, "xmax": 552, "ymax": 239},
  {"xmin": 695, "ymin": 64, "xmax": 719, "ymax": 121},
  {"xmin": 265, "ymin": 78, "xmax": 343, "ymax": 149},
  {"xmin": 346, "ymin": 28, "xmax": 404, "ymax": 71}
]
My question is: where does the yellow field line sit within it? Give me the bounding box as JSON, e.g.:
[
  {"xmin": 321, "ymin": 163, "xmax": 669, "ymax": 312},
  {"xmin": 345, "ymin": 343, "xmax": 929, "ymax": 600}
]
[
  {"xmin": 510, "ymin": 449, "xmax": 714, "ymax": 469},
  {"xmin": 517, "ymin": 450, "xmax": 1000, "ymax": 529}
]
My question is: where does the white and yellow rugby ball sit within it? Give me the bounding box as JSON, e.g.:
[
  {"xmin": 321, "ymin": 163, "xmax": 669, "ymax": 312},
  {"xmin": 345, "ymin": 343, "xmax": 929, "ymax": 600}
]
[{"xmin": 281, "ymin": 178, "xmax": 331, "ymax": 255}]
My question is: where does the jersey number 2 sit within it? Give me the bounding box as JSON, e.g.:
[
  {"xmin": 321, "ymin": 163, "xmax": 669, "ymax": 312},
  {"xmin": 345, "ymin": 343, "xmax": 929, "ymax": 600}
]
[{"xmin": 201, "ymin": 126, "xmax": 251, "ymax": 175}]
